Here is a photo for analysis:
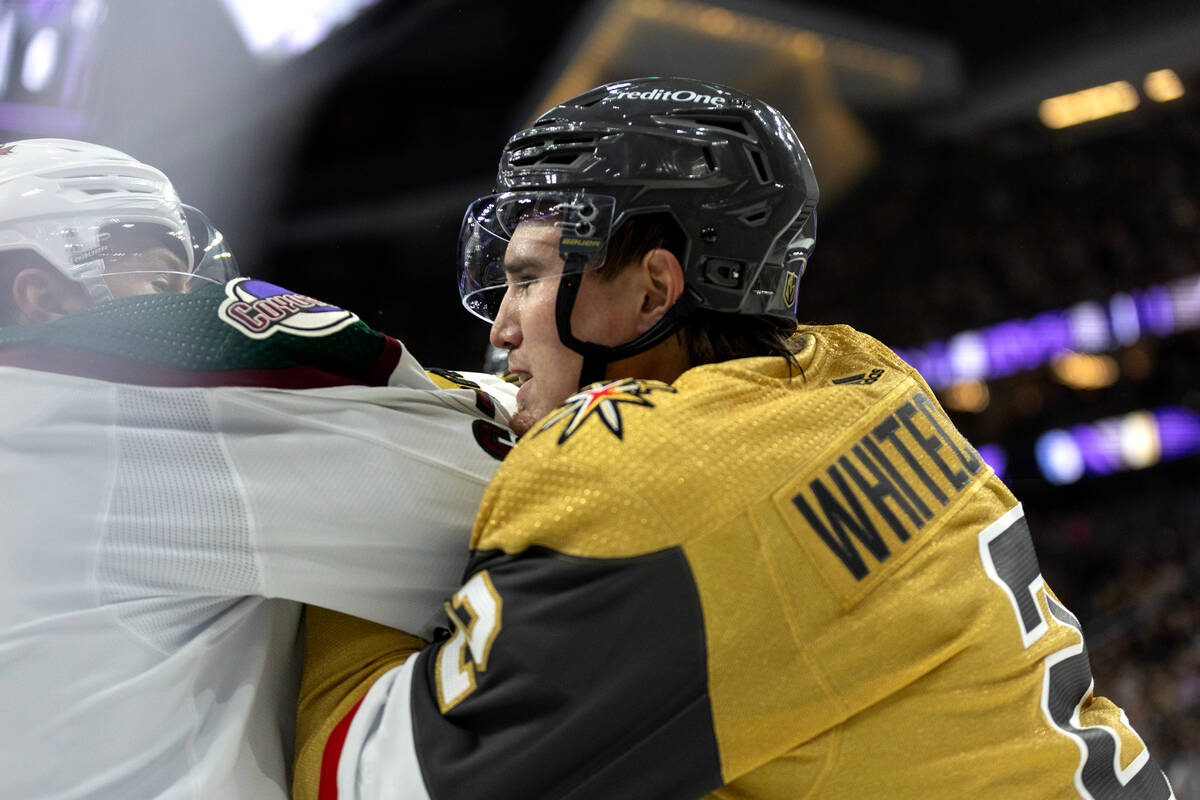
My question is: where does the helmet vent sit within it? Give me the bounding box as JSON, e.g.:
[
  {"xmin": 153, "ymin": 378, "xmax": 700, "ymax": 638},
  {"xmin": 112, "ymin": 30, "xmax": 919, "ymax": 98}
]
[
  {"xmin": 745, "ymin": 147, "xmax": 772, "ymax": 184},
  {"xmin": 739, "ymin": 206, "xmax": 770, "ymax": 226},
  {"xmin": 79, "ymin": 186, "xmax": 155, "ymax": 195},
  {"xmin": 539, "ymin": 152, "xmax": 585, "ymax": 166},
  {"xmin": 509, "ymin": 148, "xmax": 590, "ymax": 168},
  {"xmin": 674, "ymin": 115, "xmax": 751, "ymax": 138},
  {"xmin": 507, "ymin": 133, "xmax": 597, "ymax": 169}
]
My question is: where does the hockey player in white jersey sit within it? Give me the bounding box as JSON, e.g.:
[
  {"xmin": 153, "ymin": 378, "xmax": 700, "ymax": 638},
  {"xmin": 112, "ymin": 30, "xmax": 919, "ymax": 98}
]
[{"xmin": 0, "ymin": 139, "xmax": 516, "ymax": 799}]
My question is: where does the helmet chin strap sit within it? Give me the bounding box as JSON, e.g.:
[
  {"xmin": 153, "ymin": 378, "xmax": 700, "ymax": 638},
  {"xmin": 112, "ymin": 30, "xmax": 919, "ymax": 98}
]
[
  {"xmin": 76, "ymin": 263, "xmax": 113, "ymax": 305},
  {"xmin": 553, "ymin": 253, "xmax": 699, "ymax": 389}
]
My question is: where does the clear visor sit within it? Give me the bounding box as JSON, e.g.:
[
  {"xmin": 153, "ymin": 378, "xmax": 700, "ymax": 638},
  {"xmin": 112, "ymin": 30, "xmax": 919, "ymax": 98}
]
[
  {"xmin": 97, "ymin": 204, "xmax": 240, "ymax": 294},
  {"xmin": 457, "ymin": 191, "xmax": 616, "ymax": 322}
]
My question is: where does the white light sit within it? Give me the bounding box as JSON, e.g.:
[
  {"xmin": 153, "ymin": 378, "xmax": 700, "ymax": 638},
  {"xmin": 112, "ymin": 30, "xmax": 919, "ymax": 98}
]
[
  {"xmin": 1068, "ymin": 301, "xmax": 1111, "ymax": 352},
  {"xmin": 1036, "ymin": 429, "xmax": 1085, "ymax": 485},
  {"xmin": 218, "ymin": 0, "xmax": 380, "ymax": 61},
  {"xmin": 1119, "ymin": 411, "xmax": 1160, "ymax": 469},
  {"xmin": 1169, "ymin": 274, "xmax": 1200, "ymax": 329},
  {"xmin": 21, "ymin": 27, "xmax": 59, "ymax": 93},
  {"xmin": 71, "ymin": 0, "xmax": 106, "ymax": 29},
  {"xmin": 948, "ymin": 331, "xmax": 988, "ymax": 381}
]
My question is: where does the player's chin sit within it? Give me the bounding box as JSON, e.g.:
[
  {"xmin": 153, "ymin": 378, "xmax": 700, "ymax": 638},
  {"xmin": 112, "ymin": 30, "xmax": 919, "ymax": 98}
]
[
  {"xmin": 509, "ymin": 408, "xmax": 538, "ymax": 438},
  {"xmin": 511, "ymin": 379, "xmax": 541, "ymax": 437}
]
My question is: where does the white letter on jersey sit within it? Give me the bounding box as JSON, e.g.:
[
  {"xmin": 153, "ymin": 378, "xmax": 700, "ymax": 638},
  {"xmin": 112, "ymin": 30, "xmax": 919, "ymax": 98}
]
[{"xmin": 435, "ymin": 570, "xmax": 503, "ymax": 712}]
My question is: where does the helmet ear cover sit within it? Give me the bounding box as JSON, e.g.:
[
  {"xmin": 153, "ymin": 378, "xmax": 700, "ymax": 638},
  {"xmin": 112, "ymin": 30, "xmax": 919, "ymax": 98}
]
[{"xmin": 554, "ymin": 249, "xmax": 703, "ymax": 387}]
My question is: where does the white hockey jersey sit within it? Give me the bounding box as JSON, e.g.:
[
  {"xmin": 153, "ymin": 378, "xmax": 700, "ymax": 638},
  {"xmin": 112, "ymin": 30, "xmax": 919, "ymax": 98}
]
[{"xmin": 0, "ymin": 279, "xmax": 516, "ymax": 799}]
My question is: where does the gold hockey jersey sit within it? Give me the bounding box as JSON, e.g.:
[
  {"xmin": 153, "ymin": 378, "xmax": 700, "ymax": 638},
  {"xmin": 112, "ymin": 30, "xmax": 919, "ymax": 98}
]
[{"xmin": 296, "ymin": 324, "xmax": 1172, "ymax": 800}]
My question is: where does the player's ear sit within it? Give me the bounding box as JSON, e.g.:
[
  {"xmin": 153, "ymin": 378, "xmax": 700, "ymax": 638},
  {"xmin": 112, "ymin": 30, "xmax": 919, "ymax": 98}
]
[
  {"xmin": 11, "ymin": 267, "xmax": 90, "ymax": 323},
  {"xmin": 634, "ymin": 248, "xmax": 685, "ymax": 334}
]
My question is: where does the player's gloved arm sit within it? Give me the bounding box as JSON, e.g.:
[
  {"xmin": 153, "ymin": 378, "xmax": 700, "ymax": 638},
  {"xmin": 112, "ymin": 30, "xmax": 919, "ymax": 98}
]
[
  {"xmin": 316, "ymin": 545, "xmax": 726, "ymax": 800},
  {"xmin": 293, "ymin": 606, "xmax": 425, "ymax": 800}
]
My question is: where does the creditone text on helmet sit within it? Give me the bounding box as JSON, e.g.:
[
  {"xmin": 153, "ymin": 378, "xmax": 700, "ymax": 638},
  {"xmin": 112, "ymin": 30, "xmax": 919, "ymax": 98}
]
[{"xmin": 611, "ymin": 89, "xmax": 727, "ymax": 105}]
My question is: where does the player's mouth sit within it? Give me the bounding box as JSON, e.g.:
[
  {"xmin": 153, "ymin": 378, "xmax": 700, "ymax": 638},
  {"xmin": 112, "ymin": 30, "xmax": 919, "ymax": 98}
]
[{"xmin": 511, "ymin": 371, "xmax": 533, "ymax": 404}]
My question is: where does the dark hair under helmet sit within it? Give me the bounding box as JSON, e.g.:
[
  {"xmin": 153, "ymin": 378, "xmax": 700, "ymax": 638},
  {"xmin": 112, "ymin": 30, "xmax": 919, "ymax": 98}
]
[{"xmin": 499, "ymin": 76, "xmax": 818, "ymax": 323}]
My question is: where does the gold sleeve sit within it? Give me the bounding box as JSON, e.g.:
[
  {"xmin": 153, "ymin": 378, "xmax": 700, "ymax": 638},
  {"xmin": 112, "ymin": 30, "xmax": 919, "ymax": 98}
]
[{"xmin": 292, "ymin": 606, "xmax": 425, "ymax": 800}]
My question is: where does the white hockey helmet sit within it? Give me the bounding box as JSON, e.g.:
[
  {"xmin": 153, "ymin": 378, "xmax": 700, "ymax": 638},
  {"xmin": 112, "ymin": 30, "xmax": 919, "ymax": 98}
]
[{"xmin": 0, "ymin": 138, "xmax": 238, "ymax": 302}]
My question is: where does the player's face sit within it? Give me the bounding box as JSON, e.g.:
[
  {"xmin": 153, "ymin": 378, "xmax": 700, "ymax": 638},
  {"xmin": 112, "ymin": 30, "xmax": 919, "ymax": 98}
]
[
  {"xmin": 102, "ymin": 242, "xmax": 191, "ymax": 298},
  {"xmin": 8, "ymin": 237, "xmax": 191, "ymax": 325},
  {"xmin": 490, "ymin": 222, "xmax": 643, "ymax": 436}
]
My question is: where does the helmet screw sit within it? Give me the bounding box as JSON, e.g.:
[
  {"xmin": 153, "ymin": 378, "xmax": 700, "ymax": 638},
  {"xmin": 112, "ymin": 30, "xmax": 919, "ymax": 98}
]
[{"xmin": 701, "ymin": 227, "xmax": 717, "ymax": 243}]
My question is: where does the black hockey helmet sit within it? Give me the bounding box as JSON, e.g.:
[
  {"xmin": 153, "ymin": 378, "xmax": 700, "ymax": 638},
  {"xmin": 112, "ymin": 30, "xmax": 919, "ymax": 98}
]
[{"xmin": 458, "ymin": 77, "xmax": 819, "ymax": 382}]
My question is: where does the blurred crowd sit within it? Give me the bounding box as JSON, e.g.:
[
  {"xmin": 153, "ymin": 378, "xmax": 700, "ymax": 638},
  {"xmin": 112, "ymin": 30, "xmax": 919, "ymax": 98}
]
[
  {"xmin": 804, "ymin": 99, "xmax": 1200, "ymax": 792},
  {"xmin": 1033, "ymin": 475, "xmax": 1200, "ymax": 795},
  {"xmin": 804, "ymin": 105, "xmax": 1200, "ymax": 348}
]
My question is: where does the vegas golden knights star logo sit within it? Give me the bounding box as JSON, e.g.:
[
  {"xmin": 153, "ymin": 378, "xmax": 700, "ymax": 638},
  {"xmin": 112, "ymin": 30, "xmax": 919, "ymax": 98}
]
[{"xmin": 537, "ymin": 378, "xmax": 675, "ymax": 445}]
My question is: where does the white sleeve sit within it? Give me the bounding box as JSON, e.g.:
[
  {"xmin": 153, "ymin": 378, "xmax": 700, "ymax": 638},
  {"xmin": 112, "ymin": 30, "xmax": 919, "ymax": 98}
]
[
  {"xmin": 387, "ymin": 342, "xmax": 442, "ymax": 389},
  {"xmin": 448, "ymin": 371, "xmax": 520, "ymax": 419},
  {"xmin": 214, "ymin": 383, "xmax": 509, "ymax": 634},
  {"xmin": 338, "ymin": 659, "xmax": 429, "ymax": 800}
]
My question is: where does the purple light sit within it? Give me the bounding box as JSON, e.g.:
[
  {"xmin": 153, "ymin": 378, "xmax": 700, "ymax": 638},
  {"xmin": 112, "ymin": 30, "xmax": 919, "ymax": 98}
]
[
  {"xmin": 0, "ymin": 100, "xmax": 93, "ymax": 135},
  {"xmin": 1029, "ymin": 310, "xmax": 1073, "ymax": 358},
  {"xmin": 1071, "ymin": 418, "xmax": 1124, "ymax": 476},
  {"xmin": 926, "ymin": 340, "xmax": 953, "ymax": 388},
  {"xmin": 976, "ymin": 443, "xmax": 1007, "ymax": 481},
  {"xmin": 1153, "ymin": 407, "xmax": 1200, "ymax": 462},
  {"xmin": 25, "ymin": 0, "xmax": 73, "ymax": 25},
  {"xmin": 900, "ymin": 273, "xmax": 1200, "ymax": 390},
  {"xmin": 893, "ymin": 347, "xmax": 921, "ymax": 374},
  {"xmin": 984, "ymin": 320, "xmax": 1033, "ymax": 377},
  {"xmin": 1108, "ymin": 293, "xmax": 1140, "ymax": 346},
  {"xmin": 1136, "ymin": 285, "xmax": 1174, "ymax": 337}
]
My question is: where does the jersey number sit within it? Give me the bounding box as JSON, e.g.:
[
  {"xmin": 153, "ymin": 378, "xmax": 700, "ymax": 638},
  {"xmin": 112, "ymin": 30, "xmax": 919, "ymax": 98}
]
[
  {"xmin": 435, "ymin": 570, "xmax": 503, "ymax": 713},
  {"xmin": 979, "ymin": 509, "xmax": 1172, "ymax": 800}
]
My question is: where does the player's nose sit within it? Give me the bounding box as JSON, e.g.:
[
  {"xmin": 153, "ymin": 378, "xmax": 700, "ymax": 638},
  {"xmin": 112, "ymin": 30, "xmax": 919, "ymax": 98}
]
[{"xmin": 490, "ymin": 291, "xmax": 520, "ymax": 350}]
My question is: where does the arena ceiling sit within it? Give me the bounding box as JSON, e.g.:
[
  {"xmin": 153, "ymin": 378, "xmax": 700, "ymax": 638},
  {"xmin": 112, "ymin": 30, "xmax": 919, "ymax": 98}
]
[{"xmin": 276, "ymin": 0, "xmax": 1200, "ymax": 236}]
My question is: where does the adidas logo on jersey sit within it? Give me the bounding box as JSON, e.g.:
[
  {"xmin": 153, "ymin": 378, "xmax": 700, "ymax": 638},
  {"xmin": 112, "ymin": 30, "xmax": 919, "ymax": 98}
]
[{"xmin": 833, "ymin": 368, "xmax": 885, "ymax": 385}]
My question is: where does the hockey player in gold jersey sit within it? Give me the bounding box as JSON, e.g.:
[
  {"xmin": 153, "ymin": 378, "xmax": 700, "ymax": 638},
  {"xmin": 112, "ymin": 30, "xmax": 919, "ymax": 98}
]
[{"xmin": 294, "ymin": 77, "xmax": 1174, "ymax": 799}]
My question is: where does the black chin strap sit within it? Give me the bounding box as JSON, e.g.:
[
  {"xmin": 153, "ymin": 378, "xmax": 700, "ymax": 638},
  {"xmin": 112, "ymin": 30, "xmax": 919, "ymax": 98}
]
[{"xmin": 554, "ymin": 253, "xmax": 700, "ymax": 389}]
